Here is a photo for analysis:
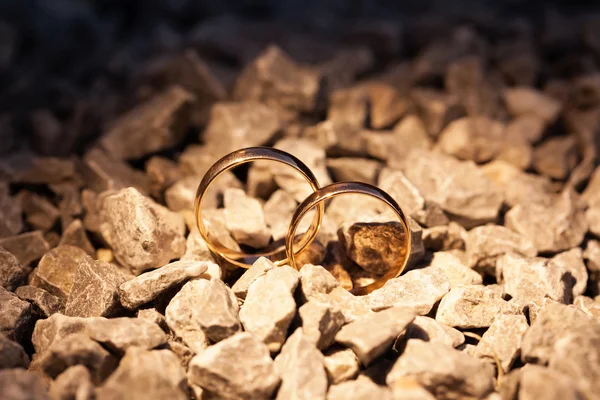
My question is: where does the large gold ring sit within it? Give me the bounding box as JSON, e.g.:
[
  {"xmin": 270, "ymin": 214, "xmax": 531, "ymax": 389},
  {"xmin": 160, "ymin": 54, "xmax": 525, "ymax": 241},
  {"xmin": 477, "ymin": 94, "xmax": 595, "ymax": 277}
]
[
  {"xmin": 194, "ymin": 147, "xmax": 324, "ymax": 268},
  {"xmin": 285, "ymin": 181, "xmax": 412, "ymax": 295}
]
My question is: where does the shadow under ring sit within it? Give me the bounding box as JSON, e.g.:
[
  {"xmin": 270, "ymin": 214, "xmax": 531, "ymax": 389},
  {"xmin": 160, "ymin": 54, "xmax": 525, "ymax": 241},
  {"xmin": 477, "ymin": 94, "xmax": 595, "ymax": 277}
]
[
  {"xmin": 285, "ymin": 181, "xmax": 412, "ymax": 295},
  {"xmin": 194, "ymin": 147, "xmax": 324, "ymax": 269}
]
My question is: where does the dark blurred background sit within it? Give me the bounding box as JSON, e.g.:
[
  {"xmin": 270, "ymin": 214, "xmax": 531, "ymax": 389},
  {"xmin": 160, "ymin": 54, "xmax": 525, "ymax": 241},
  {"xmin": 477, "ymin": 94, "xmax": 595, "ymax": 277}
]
[{"xmin": 1, "ymin": 0, "xmax": 600, "ymax": 159}]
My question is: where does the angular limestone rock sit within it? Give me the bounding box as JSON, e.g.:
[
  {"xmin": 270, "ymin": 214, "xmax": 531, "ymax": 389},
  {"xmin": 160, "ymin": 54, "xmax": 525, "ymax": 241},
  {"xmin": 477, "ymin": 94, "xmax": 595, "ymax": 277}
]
[
  {"xmin": 574, "ymin": 296, "xmax": 600, "ymax": 319},
  {"xmin": 299, "ymin": 300, "xmax": 345, "ymax": 350},
  {"xmin": 429, "ymin": 251, "xmax": 482, "ymax": 286},
  {"xmin": 361, "ymin": 81, "xmax": 409, "ymax": 129},
  {"xmin": 512, "ymin": 365, "xmax": 585, "ymax": 400},
  {"xmin": 0, "ymin": 246, "xmax": 27, "ymax": 291},
  {"xmin": 188, "ymin": 332, "xmax": 280, "ymax": 400},
  {"xmin": 520, "ymin": 302, "xmax": 593, "ymax": 364},
  {"xmin": 100, "ymin": 85, "xmax": 194, "ymax": 160},
  {"xmin": 275, "ymin": 328, "xmax": 327, "ymax": 400},
  {"xmin": 505, "ymin": 190, "xmax": 587, "ymax": 253},
  {"xmin": 34, "ymin": 245, "xmax": 89, "ymax": 301},
  {"xmin": 327, "ymin": 375, "xmax": 393, "ymax": 400},
  {"xmin": 64, "ymin": 256, "xmax": 125, "ymax": 318},
  {"xmin": 323, "ymin": 348, "xmax": 360, "ymax": 384},
  {"xmin": 474, "ymin": 313, "xmax": 529, "ymax": 372},
  {"xmin": 82, "ymin": 148, "xmax": 150, "ymax": 195},
  {"xmin": 404, "ymin": 316, "xmax": 465, "ymax": 348},
  {"xmin": 59, "ymin": 219, "xmax": 95, "ymax": 256},
  {"xmin": 167, "ymin": 278, "xmax": 240, "ymax": 345},
  {"xmin": 99, "ymin": 187, "xmax": 186, "ymax": 275},
  {"xmin": 202, "ymin": 102, "xmax": 281, "ymax": 155},
  {"xmin": 0, "ymin": 368, "xmax": 50, "ymax": 400},
  {"xmin": 533, "ymin": 136, "xmax": 579, "ymax": 180},
  {"xmin": 165, "ymin": 287, "xmax": 209, "ymax": 353},
  {"xmin": 387, "ymin": 340, "xmax": 495, "ymax": 400},
  {"xmin": 0, "ymin": 230, "xmax": 50, "ymax": 267},
  {"xmin": 118, "ymin": 260, "xmax": 210, "ymax": 309},
  {"xmin": 497, "ymin": 253, "xmax": 574, "ymax": 304},
  {"xmin": 422, "ymin": 222, "xmax": 467, "ymax": 252},
  {"xmin": 436, "ymin": 285, "xmax": 520, "ymax": 329},
  {"xmin": 231, "ymin": 257, "xmax": 276, "ymax": 300},
  {"xmin": 39, "ymin": 333, "xmax": 117, "ymax": 383},
  {"xmin": 437, "ymin": 117, "xmax": 505, "ymax": 163},
  {"xmin": 49, "ymin": 365, "xmax": 95, "ymax": 400},
  {"xmin": 339, "ymin": 221, "xmax": 409, "ymax": 275},
  {"xmin": 465, "ymin": 225, "xmax": 537, "ymax": 271},
  {"xmin": 0, "ymin": 287, "xmax": 31, "ymax": 341},
  {"xmin": 18, "ymin": 191, "xmax": 60, "ymax": 232},
  {"xmin": 552, "ymin": 248, "xmax": 588, "ymax": 297},
  {"xmin": 503, "ymin": 87, "xmax": 562, "ymax": 124},
  {"xmin": 234, "ymin": 45, "xmax": 322, "ymax": 115},
  {"xmin": 15, "ymin": 285, "xmax": 61, "ymax": 318},
  {"xmin": 327, "ymin": 157, "xmax": 382, "ymax": 185},
  {"xmin": 399, "ymin": 149, "xmax": 503, "ymax": 229},
  {"xmin": 97, "ymin": 347, "xmax": 186, "ymax": 400},
  {"xmin": 367, "ymin": 267, "xmax": 451, "ymax": 315},
  {"xmin": 223, "ymin": 188, "xmax": 271, "ymax": 248},
  {"xmin": 0, "ymin": 334, "xmax": 29, "ymax": 369},
  {"xmin": 335, "ymin": 307, "xmax": 415, "ymax": 366},
  {"xmin": 240, "ymin": 266, "xmax": 299, "ymax": 352},
  {"xmin": 84, "ymin": 317, "xmax": 167, "ymax": 354}
]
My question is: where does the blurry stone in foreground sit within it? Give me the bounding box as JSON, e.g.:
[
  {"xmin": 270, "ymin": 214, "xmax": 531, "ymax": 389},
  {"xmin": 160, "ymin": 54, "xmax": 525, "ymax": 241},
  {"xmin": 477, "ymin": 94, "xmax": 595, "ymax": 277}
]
[
  {"xmin": 100, "ymin": 85, "xmax": 194, "ymax": 160},
  {"xmin": 0, "ymin": 332, "xmax": 29, "ymax": 369},
  {"xmin": 99, "ymin": 187, "xmax": 186, "ymax": 275},
  {"xmin": 328, "ymin": 375, "xmax": 393, "ymax": 400},
  {"xmin": 0, "ymin": 368, "xmax": 50, "ymax": 400},
  {"xmin": 323, "ymin": 347, "xmax": 360, "ymax": 384},
  {"xmin": 338, "ymin": 221, "xmax": 408, "ymax": 275},
  {"xmin": 234, "ymin": 45, "xmax": 323, "ymax": 116},
  {"xmin": 49, "ymin": 365, "xmax": 94, "ymax": 400},
  {"xmin": 500, "ymin": 365, "xmax": 584, "ymax": 400},
  {"xmin": 386, "ymin": 339, "xmax": 495, "ymax": 400},
  {"xmin": 403, "ymin": 315, "xmax": 465, "ymax": 348},
  {"xmin": 96, "ymin": 347, "xmax": 186, "ymax": 400},
  {"xmin": 274, "ymin": 328, "xmax": 327, "ymax": 400},
  {"xmin": 0, "ymin": 286, "xmax": 31, "ymax": 341},
  {"xmin": 505, "ymin": 189, "xmax": 587, "ymax": 253},
  {"xmin": 397, "ymin": 149, "xmax": 503, "ymax": 229},
  {"xmin": 187, "ymin": 332, "xmax": 280, "ymax": 400},
  {"xmin": 202, "ymin": 101, "xmax": 281, "ymax": 156}
]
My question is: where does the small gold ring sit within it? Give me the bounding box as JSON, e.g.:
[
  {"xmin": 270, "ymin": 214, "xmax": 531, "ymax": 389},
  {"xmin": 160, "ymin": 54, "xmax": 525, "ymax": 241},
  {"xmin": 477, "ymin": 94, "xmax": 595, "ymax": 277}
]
[
  {"xmin": 194, "ymin": 147, "xmax": 324, "ymax": 268},
  {"xmin": 285, "ymin": 181, "xmax": 411, "ymax": 295}
]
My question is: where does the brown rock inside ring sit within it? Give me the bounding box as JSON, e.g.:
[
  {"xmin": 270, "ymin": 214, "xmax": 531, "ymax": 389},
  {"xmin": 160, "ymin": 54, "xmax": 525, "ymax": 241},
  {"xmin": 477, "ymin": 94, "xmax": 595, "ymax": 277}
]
[
  {"xmin": 194, "ymin": 147, "xmax": 324, "ymax": 269},
  {"xmin": 286, "ymin": 181, "xmax": 412, "ymax": 295}
]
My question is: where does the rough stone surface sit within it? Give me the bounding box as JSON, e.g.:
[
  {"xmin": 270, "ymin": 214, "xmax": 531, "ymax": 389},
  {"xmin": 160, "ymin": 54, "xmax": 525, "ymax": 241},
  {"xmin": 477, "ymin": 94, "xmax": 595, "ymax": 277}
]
[
  {"xmin": 387, "ymin": 340, "xmax": 495, "ymax": 400},
  {"xmin": 96, "ymin": 347, "xmax": 187, "ymax": 400},
  {"xmin": 299, "ymin": 300, "xmax": 345, "ymax": 350},
  {"xmin": 404, "ymin": 316, "xmax": 465, "ymax": 348},
  {"xmin": 15, "ymin": 286, "xmax": 61, "ymax": 317},
  {"xmin": 84, "ymin": 317, "xmax": 167, "ymax": 354},
  {"xmin": 0, "ymin": 287, "xmax": 31, "ymax": 341},
  {"xmin": 64, "ymin": 256, "xmax": 125, "ymax": 318},
  {"xmin": 49, "ymin": 365, "xmax": 95, "ymax": 400},
  {"xmin": 223, "ymin": 188, "xmax": 271, "ymax": 248},
  {"xmin": 511, "ymin": 365, "xmax": 585, "ymax": 400},
  {"xmin": 82, "ymin": 148, "xmax": 150, "ymax": 195},
  {"xmin": 39, "ymin": 333, "xmax": 117, "ymax": 383},
  {"xmin": 58, "ymin": 219, "xmax": 95, "ymax": 256},
  {"xmin": 367, "ymin": 267, "xmax": 451, "ymax": 315},
  {"xmin": 118, "ymin": 260, "xmax": 209, "ymax": 309},
  {"xmin": 0, "ymin": 368, "xmax": 50, "ymax": 400},
  {"xmin": 99, "ymin": 187, "xmax": 186, "ymax": 275},
  {"xmin": 240, "ymin": 266, "xmax": 299, "ymax": 352},
  {"xmin": 436, "ymin": 285, "xmax": 520, "ymax": 329},
  {"xmin": 497, "ymin": 252, "xmax": 574, "ymax": 304},
  {"xmin": 505, "ymin": 190, "xmax": 587, "ymax": 253},
  {"xmin": 202, "ymin": 101, "xmax": 281, "ymax": 155},
  {"xmin": 327, "ymin": 375, "xmax": 393, "ymax": 400},
  {"xmin": 474, "ymin": 313, "xmax": 529, "ymax": 371},
  {"xmin": 437, "ymin": 116, "xmax": 505, "ymax": 163},
  {"xmin": 167, "ymin": 277, "xmax": 240, "ymax": 345},
  {"xmin": 275, "ymin": 328, "xmax": 328, "ymax": 400},
  {"xmin": 0, "ymin": 230, "xmax": 50, "ymax": 267},
  {"xmin": 422, "ymin": 222, "xmax": 467, "ymax": 251},
  {"xmin": 0, "ymin": 334, "xmax": 29, "ymax": 369},
  {"xmin": 323, "ymin": 348, "xmax": 360, "ymax": 384},
  {"xmin": 0, "ymin": 246, "xmax": 27, "ymax": 291},
  {"xmin": 18, "ymin": 191, "xmax": 60, "ymax": 232},
  {"xmin": 551, "ymin": 248, "xmax": 588, "ymax": 297},
  {"xmin": 335, "ymin": 307, "xmax": 415, "ymax": 365},
  {"xmin": 231, "ymin": 257, "xmax": 276, "ymax": 299},
  {"xmin": 398, "ymin": 149, "xmax": 503, "ymax": 229},
  {"xmin": 34, "ymin": 245, "xmax": 88, "ymax": 301},
  {"xmin": 465, "ymin": 225, "xmax": 537, "ymax": 272},
  {"xmin": 187, "ymin": 332, "xmax": 280, "ymax": 400},
  {"xmin": 429, "ymin": 251, "xmax": 483, "ymax": 286},
  {"xmin": 574, "ymin": 295, "xmax": 600, "ymax": 319}
]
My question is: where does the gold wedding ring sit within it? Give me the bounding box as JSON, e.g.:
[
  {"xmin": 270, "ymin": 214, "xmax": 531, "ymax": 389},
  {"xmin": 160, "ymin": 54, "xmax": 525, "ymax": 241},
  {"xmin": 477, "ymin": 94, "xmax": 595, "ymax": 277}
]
[
  {"xmin": 286, "ymin": 182, "xmax": 412, "ymax": 295},
  {"xmin": 194, "ymin": 147, "xmax": 324, "ymax": 268}
]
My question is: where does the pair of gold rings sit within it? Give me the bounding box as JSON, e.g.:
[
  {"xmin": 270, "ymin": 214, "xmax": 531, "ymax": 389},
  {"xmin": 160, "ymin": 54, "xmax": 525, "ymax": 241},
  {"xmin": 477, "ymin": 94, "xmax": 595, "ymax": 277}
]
[{"xmin": 194, "ymin": 147, "xmax": 411, "ymax": 295}]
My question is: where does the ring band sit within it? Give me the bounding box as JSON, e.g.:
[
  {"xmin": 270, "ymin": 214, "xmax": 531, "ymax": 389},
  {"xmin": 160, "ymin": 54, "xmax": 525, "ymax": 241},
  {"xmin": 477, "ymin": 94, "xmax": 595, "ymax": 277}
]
[
  {"xmin": 285, "ymin": 181, "xmax": 412, "ymax": 295},
  {"xmin": 194, "ymin": 147, "xmax": 324, "ymax": 268}
]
